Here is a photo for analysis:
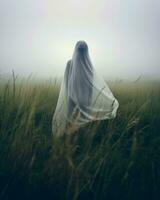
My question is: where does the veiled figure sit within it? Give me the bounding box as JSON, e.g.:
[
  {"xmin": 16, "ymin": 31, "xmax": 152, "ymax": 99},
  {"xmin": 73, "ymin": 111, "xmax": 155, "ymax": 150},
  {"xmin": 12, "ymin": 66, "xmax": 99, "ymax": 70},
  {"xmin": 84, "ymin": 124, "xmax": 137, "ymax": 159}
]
[{"xmin": 52, "ymin": 41, "xmax": 119, "ymax": 136}]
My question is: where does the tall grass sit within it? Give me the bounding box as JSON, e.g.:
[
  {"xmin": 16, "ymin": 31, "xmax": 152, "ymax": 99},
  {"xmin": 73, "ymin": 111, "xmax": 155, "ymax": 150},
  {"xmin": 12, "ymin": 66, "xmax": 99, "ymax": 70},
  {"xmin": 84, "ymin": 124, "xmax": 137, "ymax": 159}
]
[{"xmin": 0, "ymin": 77, "xmax": 160, "ymax": 200}]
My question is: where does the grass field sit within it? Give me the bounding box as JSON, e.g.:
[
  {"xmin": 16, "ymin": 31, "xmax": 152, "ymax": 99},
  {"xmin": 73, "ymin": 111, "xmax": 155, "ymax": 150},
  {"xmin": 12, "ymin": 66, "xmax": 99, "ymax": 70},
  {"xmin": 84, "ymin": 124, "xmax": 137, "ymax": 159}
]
[{"xmin": 0, "ymin": 76, "xmax": 160, "ymax": 200}]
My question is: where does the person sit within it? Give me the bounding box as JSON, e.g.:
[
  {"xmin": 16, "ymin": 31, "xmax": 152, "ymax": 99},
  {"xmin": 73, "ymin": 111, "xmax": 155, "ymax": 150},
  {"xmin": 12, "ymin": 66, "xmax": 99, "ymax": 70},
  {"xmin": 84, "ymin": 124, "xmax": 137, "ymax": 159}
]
[{"xmin": 52, "ymin": 40, "xmax": 119, "ymax": 136}]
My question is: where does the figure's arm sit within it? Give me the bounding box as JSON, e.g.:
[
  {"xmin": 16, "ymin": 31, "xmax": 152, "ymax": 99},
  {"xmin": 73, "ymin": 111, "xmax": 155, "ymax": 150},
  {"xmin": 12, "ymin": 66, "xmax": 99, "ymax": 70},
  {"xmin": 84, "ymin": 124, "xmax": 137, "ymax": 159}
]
[{"xmin": 64, "ymin": 59, "xmax": 71, "ymax": 92}]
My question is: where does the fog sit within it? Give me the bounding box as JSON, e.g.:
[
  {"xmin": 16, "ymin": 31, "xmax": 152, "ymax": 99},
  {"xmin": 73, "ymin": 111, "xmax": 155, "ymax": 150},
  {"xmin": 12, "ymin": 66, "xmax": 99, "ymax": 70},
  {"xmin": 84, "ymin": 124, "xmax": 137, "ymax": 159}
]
[{"xmin": 0, "ymin": 0, "xmax": 160, "ymax": 80}]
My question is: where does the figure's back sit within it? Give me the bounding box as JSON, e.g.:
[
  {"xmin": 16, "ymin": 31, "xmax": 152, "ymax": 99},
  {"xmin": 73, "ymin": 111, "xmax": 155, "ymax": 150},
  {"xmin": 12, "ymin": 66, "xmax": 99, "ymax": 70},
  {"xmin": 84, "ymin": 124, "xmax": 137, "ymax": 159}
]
[{"xmin": 64, "ymin": 52, "xmax": 93, "ymax": 120}]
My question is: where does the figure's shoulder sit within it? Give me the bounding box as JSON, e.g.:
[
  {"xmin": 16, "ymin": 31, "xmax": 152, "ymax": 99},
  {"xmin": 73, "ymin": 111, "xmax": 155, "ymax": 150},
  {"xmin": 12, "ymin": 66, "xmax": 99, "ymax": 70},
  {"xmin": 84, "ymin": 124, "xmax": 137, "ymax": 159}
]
[
  {"xmin": 65, "ymin": 59, "xmax": 72, "ymax": 75},
  {"xmin": 67, "ymin": 59, "xmax": 72, "ymax": 66},
  {"xmin": 66, "ymin": 59, "xmax": 72, "ymax": 72}
]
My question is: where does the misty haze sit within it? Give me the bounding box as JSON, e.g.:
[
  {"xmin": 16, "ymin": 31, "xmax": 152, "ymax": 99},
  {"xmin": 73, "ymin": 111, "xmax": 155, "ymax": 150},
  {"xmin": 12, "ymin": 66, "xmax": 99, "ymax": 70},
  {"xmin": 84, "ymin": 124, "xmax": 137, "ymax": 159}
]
[{"xmin": 0, "ymin": 0, "xmax": 160, "ymax": 80}]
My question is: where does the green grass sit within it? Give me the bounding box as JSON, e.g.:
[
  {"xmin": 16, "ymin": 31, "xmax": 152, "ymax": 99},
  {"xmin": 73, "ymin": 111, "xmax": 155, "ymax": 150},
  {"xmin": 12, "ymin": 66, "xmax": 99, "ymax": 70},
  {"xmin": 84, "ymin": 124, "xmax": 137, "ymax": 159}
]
[{"xmin": 0, "ymin": 77, "xmax": 160, "ymax": 200}]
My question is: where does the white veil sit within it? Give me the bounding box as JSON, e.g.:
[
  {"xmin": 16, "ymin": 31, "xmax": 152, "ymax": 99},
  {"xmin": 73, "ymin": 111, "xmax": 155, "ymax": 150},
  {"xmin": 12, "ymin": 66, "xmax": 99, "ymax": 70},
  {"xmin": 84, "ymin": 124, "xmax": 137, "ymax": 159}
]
[{"xmin": 52, "ymin": 41, "xmax": 119, "ymax": 136}]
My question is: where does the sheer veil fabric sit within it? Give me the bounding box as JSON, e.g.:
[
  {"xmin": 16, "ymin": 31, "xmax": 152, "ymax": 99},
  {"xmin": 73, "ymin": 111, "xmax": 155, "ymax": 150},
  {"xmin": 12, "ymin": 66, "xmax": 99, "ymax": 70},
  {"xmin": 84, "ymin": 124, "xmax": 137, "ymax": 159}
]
[{"xmin": 52, "ymin": 41, "xmax": 119, "ymax": 136}]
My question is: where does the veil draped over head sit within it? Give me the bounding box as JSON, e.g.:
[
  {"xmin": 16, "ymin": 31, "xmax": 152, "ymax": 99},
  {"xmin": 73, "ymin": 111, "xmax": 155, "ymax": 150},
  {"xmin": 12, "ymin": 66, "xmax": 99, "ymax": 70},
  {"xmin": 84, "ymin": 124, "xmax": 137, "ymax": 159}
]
[{"xmin": 52, "ymin": 41, "xmax": 119, "ymax": 136}]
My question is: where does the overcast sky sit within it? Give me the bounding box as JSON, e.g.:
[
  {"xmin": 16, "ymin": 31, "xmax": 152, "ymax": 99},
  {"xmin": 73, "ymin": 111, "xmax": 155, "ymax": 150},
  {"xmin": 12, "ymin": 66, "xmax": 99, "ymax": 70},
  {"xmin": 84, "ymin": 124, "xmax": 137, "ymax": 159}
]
[{"xmin": 0, "ymin": 0, "xmax": 160, "ymax": 80}]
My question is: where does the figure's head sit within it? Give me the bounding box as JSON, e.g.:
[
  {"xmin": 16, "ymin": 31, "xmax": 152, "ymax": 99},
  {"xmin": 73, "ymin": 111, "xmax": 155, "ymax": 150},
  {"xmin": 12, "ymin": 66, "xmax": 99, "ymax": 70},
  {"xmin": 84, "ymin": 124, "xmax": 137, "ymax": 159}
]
[{"xmin": 75, "ymin": 40, "xmax": 88, "ymax": 53}]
